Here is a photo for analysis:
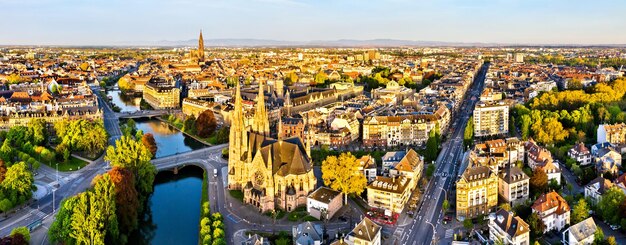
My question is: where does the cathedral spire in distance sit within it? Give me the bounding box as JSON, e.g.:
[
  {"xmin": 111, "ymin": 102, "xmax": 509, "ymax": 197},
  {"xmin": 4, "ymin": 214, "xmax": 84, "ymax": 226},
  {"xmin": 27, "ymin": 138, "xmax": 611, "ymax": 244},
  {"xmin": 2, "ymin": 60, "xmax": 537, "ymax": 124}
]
[{"xmin": 198, "ymin": 30, "xmax": 205, "ymax": 62}]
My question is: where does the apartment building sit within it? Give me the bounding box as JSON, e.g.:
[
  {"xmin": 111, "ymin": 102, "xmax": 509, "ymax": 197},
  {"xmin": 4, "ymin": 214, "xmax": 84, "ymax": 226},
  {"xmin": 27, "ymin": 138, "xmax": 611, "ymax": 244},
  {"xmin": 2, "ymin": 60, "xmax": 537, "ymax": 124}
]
[
  {"xmin": 456, "ymin": 165, "xmax": 499, "ymax": 220},
  {"xmin": 498, "ymin": 166, "xmax": 529, "ymax": 206},
  {"xmin": 366, "ymin": 176, "xmax": 411, "ymax": 214},
  {"xmin": 473, "ymin": 101, "xmax": 509, "ymax": 137},
  {"xmin": 597, "ymin": 123, "xmax": 626, "ymax": 145},
  {"xmin": 362, "ymin": 114, "xmax": 439, "ymax": 148},
  {"xmin": 143, "ymin": 78, "xmax": 180, "ymax": 109}
]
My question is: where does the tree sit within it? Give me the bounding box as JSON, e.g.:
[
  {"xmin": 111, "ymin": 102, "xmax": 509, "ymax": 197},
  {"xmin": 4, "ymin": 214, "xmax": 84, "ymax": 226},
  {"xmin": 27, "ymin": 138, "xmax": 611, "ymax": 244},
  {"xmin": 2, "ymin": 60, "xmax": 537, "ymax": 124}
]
[
  {"xmin": 215, "ymin": 127, "xmax": 229, "ymax": 144},
  {"xmin": 10, "ymin": 227, "xmax": 30, "ymax": 243},
  {"xmin": 0, "ymin": 159, "xmax": 6, "ymax": 182},
  {"xmin": 6, "ymin": 73, "xmax": 22, "ymax": 84},
  {"xmin": 425, "ymin": 129, "xmax": 439, "ymax": 162},
  {"xmin": 91, "ymin": 174, "xmax": 119, "ymax": 241},
  {"xmin": 321, "ymin": 152, "xmax": 367, "ymax": 204},
  {"xmin": 49, "ymin": 196, "xmax": 78, "ymax": 244},
  {"xmin": 520, "ymin": 114, "xmax": 531, "ymax": 140},
  {"xmin": 141, "ymin": 133, "xmax": 158, "ymax": 157},
  {"xmin": 442, "ymin": 199, "xmax": 449, "ymax": 211},
  {"xmin": 1, "ymin": 162, "xmax": 34, "ymax": 202},
  {"xmin": 284, "ymin": 72, "xmax": 298, "ymax": 86},
  {"xmin": 463, "ymin": 116, "xmax": 474, "ymax": 148},
  {"xmin": 0, "ymin": 199, "xmax": 12, "ymax": 214},
  {"xmin": 183, "ymin": 115, "xmax": 196, "ymax": 134},
  {"xmin": 499, "ymin": 203, "xmax": 511, "ymax": 212},
  {"xmin": 571, "ymin": 198, "xmax": 590, "ymax": 224},
  {"xmin": 594, "ymin": 228, "xmax": 605, "ymax": 244},
  {"xmin": 314, "ymin": 72, "xmax": 328, "ymax": 85},
  {"xmin": 196, "ymin": 110, "xmax": 218, "ymax": 138},
  {"xmin": 105, "ymin": 136, "xmax": 156, "ymax": 201},
  {"xmin": 527, "ymin": 212, "xmax": 545, "ymax": 238},
  {"xmin": 426, "ymin": 164, "xmax": 435, "ymax": 178},
  {"xmin": 463, "ymin": 219, "xmax": 473, "ymax": 230},
  {"xmin": 108, "ymin": 167, "xmax": 140, "ymax": 237},
  {"xmin": 27, "ymin": 119, "xmax": 47, "ymax": 146},
  {"xmin": 529, "ymin": 169, "xmax": 548, "ymax": 195},
  {"xmin": 598, "ymin": 187, "xmax": 626, "ymax": 225}
]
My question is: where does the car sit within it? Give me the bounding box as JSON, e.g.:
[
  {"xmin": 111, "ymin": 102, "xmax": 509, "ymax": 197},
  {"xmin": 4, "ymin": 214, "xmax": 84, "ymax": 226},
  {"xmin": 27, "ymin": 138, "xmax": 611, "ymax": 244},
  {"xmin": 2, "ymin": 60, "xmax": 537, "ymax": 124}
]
[
  {"xmin": 610, "ymin": 225, "xmax": 621, "ymax": 230},
  {"xmin": 407, "ymin": 211, "xmax": 414, "ymax": 217}
]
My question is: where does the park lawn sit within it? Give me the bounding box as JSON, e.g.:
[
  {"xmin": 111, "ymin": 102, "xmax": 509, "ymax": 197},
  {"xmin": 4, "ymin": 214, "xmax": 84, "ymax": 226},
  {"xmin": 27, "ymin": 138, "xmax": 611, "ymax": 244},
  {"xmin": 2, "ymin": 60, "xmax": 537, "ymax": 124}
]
[
  {"xmin": 46, "ymin": 156, "xmax": 89, "ymax": 172},
  {"xmin": 229, "ymin": 190, "xmax": 244, "ymax": 202}
]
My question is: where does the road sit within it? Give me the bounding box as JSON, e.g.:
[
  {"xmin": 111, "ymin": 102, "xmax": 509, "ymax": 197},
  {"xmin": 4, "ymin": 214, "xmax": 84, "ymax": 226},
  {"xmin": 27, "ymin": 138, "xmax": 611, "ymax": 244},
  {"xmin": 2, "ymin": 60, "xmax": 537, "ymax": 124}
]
[{"xmin": 396, "ymin": 63, "xmax": 489, "ymax": 245}]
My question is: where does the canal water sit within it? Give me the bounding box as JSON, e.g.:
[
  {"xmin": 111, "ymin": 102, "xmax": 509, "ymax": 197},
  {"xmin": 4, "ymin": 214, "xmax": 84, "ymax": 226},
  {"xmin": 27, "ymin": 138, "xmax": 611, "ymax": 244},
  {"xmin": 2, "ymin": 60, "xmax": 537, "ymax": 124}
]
[
  {"xmin": 129, "ymin": 167, "xmax": 204, "ymax": 245},
  {"xmin": 107, "ymin": 89, "xmax": 140, "ymax": 112},
  {"xmin": 133, "ymin": 119, "xmax": 205, "ymax": 158}
]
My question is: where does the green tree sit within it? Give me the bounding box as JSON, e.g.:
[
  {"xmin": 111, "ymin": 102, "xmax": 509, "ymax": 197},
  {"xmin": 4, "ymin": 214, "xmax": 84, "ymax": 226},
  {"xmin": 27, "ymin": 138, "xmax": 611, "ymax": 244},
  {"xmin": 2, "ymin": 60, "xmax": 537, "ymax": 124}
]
[
  {"xmin": 463, "ymin": 116, "xmax": 474, "ymax": 148},
  {"xmin": 425, "ymin": 129, "xmax": 439, "ymax": 162},
  {"xmin": 463, "ymin": 219, "xmax": 473, "ymax": 230},
  {"xmin": 442, "ymin": 199, "xmax": 449, "ymax": 211},
  {"xmin": 527, "ymin": 212, "xmax": 545, "ymax": 238},
  {"xmin": 10, "ymin": 227, "xmax": 30, "ymax": 243},
  {"xmin": 321, "ymin": 152, "xmax": 367, "ymax": 204},
  {"xmin": 571, "ymin": 198, "xmax": 590, "ymax": 224},
  {"xmin": 105, "ymin": 136, "xmax": 156, "ymax": 201},
  {"xmin": 1, "ymin": 162, "xmax": 34, "ymax": 201},
  {"xmin": 27, "ymin": 119, "xmax": 47, "ymax": 146},
  {"xmin": 49, "ymin": 196, "xmax": 78, "ymax": 244},
  {"xmin": 426, "ymin": 164, "xmax": 435, "ymax": 178},
  {"xmin": 598, "ymin": 187, "xmax": 626, "ymax": 225},
  {"xmin": 520, "ymin": 114, "xmax": 531, "ymax": 140},
  {"xmin": 594, "ymin": 228, "xmax": 605, "ymax": 244},
  {"xmin": 183, "ymin": 115, "xmax": 196, "ymax": 134}
]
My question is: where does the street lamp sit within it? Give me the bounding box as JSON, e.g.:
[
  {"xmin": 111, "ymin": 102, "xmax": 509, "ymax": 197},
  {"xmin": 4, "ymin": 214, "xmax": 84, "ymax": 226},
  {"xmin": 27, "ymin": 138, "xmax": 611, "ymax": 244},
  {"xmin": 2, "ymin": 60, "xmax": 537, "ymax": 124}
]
[
  {"xmin": 425, "ymin": 221, "xmax": 437, "ymax": 245},
  {"xmin": 53, "ymin": 162, "xmax": 58, "ymax": 213}
]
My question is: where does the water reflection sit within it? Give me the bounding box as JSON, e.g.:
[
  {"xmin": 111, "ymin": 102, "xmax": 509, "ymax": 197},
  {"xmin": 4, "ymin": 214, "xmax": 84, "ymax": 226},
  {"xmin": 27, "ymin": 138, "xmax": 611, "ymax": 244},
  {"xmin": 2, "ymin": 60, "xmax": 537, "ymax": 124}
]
[
  {"xmin": 133, "ymin": 119, "xmax": 205, "ymax": 158},
  {"xmin": 129, "ymin": 167, "xmax": 203, "ymax": 245},
  {"xmin": 107, "ymin": 89, "xmax": 140, "ymax": 112}
]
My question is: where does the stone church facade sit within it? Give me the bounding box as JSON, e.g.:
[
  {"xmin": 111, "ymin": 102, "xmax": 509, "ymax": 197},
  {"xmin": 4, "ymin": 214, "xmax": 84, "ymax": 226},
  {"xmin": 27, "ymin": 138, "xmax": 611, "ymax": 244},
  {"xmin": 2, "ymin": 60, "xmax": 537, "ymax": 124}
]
[{"xmin": 227, "ymin": 82, "xmax": 317, "ymax": 213}]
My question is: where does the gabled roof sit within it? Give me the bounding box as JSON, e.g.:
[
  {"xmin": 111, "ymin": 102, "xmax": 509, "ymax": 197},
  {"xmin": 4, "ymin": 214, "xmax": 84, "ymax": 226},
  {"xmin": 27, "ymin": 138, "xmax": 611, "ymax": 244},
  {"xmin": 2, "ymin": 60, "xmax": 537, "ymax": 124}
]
[
  {"xmin": 567, "ymin": 217, "xmax": 597, "ymax": 242},
  {"xmin": 351, "ymin": 217, "xmax": 381, "ymax": 242},
  {"xmin": 532, "ymin": 191, "xmax": 570, "ymax": 215},
  {"xmin": 492, "ymin": 209, "xmax": 530, "ymax": 239}
]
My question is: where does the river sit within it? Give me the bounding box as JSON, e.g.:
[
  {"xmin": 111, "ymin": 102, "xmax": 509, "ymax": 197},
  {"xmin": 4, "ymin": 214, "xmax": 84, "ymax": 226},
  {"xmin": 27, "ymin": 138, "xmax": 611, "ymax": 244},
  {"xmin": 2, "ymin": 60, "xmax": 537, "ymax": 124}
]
[
  {"xmin": 133, "ymin": 119, "xmax": 205, "ymax": 158},
  {"xmin": 107, "ymin": 89, "xmax": 140, "ymax": 112},
  {"xmin": 129, "ymin": 167, "xmax": 204, "ymax": 245}
]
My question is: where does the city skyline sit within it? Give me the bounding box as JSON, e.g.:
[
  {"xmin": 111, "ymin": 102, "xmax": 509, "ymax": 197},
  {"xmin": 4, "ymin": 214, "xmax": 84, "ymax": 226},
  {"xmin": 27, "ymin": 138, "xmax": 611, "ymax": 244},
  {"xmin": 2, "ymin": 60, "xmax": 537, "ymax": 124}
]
[{"xmin": 1, "ymin": 0, "xmax": 626, "ymax": 46}]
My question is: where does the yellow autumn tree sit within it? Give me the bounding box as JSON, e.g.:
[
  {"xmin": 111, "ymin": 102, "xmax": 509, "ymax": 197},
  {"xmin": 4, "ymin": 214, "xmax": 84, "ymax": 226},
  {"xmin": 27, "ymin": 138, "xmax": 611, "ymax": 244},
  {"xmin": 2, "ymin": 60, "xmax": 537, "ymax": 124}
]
[{"xmin": 321, "ymin": 152, "xmax": 367, "ymax": 204}]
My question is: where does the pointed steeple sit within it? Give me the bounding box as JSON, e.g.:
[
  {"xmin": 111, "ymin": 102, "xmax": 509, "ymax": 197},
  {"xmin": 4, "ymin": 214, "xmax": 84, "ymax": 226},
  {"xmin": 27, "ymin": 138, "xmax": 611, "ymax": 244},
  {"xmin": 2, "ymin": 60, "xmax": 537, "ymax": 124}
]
[
  {"xmin": 198, "ymin": 30, "xmax": 205, "ymax": 62},
  {"xmin": 305, "ymin": 117, "xmax": 312, "ymax": 158},
  {"xmin": 252, "ymin": 81, "xmax": 270, "ymax": 136},
  {"xmin": 228, "ymin": 81, "xmax": 247, "ymax": 189},
  {"xmin": 277, "ymin": 116, "xmax": 283, "ymax": 140}
]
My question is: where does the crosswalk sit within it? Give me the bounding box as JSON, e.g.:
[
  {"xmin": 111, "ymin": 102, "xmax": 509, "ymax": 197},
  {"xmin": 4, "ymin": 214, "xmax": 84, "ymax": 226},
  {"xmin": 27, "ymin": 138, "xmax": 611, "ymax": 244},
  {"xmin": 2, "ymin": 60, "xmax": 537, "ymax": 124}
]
[
  {"xmin": 445, "ymin": 229, "xmax": 454, "ymax": 239},
  {"xmin": 433, "ymin": 172, "xmax": 451, "ymax": 178}
]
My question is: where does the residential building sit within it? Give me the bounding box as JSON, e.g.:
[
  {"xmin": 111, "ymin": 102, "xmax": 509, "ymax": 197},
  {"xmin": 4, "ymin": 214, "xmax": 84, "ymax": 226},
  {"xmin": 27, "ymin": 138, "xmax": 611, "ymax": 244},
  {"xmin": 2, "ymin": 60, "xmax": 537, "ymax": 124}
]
[
  {"xmin": 488, "ymin": 209, "xmax": 530, "ymax": 245},
  {"xmin": 456, "ymin": 165, "xmax": 499, "ymax": 220},
  {"xmin": 362, "ymin": 109, "xmax": 447, "ymax": 148},
  {"xmin": 568, "ymin": 142, "xmax": 592, "ymax": 166},
  {"xmin": 525, "ymin": 139, "xmax": 561, "ymax": 184},
  {"xmin": 388, "ymin": 149, "xmax": 424, "ymax": 192},
  {"xmin": 358, "ymin": 155, "xmax": 377, "ymax": 183},
  {"xmin": 532, "ymin": 191, "xmax": 570, "ymax": 233},
  {"xmin": 562, "ymin": 217, "xmax": 596, "ymax": 245},
  {"xmin": 615, "ymin": 173, "xmax": 626, "ymax": 194},
  {"xmin": 471, "ymin": 139, "xmax": 509, "ymax": 173},
  {"xmin": 366, "ymin": 176, "xmax": 411, "ymax": 214},
  {"xmin": 307, "ymin": 187, "xmax": 343, "ymax": 220},
  {"xmin": 243, "ymin": 234, "xmax": 271, "ymax": 245},
  {"xmin": 278, "ymin": 117, "xmax": 306, "ymax": 140},
  {"xmin": 597, "ymin": 123, "xmax": 626, "ymax": 145},
  {"xmin": 498, "ymin": 166, "xmax": 530, "ymax": 206},
  {"xmin": 473, "ymin": 101, "xmax": 509, "ymax": 137},
  {"xmin": 142, "ymin": 78, "xmax": 180, "ymax": 109},
  {"xmin": 594, "ymin": 147, "xmax": 622, "ymax": 175},
  {"xmin": 591, "ymin": 142, "xmax": 613, "ymax": 156},
  {"xmin": 345, "ymin": 217, "xmax": 381, "ymax": 245},
  {"xmin": 584, "ymin": 177, "xmax": 614, "ymax": 205},
  {"xmin": 292, "ymin": 222, "xmax": 323, "ymax": 245},
  {"xmin": 371, "ymin": 81, "xmax": 414, "ymax": 105}
]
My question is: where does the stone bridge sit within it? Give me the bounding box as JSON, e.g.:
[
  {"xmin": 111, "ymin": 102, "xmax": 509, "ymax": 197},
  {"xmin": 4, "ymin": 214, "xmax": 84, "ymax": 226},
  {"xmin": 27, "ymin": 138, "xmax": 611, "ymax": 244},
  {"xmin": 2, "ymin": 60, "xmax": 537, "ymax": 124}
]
[{"xmin": 150, "ymin": 143, "xmax": 228, "ymax": 172}]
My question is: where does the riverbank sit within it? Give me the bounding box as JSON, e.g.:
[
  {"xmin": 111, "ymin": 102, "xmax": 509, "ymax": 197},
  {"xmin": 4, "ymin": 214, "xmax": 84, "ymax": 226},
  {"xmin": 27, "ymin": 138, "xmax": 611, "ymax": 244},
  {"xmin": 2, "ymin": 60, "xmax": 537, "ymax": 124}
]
[{"xmin": 155, "ymin": 117, "xmax": 213, "ymax": 146}]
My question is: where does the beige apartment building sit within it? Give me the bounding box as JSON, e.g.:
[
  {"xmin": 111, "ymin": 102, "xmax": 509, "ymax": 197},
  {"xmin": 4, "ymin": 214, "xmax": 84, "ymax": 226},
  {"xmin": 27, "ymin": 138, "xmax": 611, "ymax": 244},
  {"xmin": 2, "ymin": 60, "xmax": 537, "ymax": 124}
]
[
  {"xmin": 366, "ymin": 176, "xmax": 411, "ymax": 214},
  {"xmin": 143, "ymin": 79, "xmax": 180, "ymax": 109},
  {"xmin": 473, "ymin": 101, "xmax": 509, "ymax": 137},
  {"xmin": 456, "ymin": 165, "xmax": 499, "ymax": 220}
]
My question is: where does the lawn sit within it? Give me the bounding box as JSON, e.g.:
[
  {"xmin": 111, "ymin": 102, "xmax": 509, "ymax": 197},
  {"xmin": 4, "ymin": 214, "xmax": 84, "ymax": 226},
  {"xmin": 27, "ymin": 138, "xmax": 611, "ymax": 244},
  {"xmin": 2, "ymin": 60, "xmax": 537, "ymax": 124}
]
[
  {"xmin": 229, "ymin": 190, "xmax": 244, "ymax": 202},
  {"xmin": 46, "ymin": 156, "xmax": 89, "ymax": 172}
]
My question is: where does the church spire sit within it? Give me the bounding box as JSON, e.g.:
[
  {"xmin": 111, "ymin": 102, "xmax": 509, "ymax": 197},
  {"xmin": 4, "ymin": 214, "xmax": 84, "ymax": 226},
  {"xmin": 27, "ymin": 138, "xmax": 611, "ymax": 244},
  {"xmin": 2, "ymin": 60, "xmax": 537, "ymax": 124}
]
[
  {"xmin": 228, "ymin": 81, "xmax": 246, "ymax": 189},
  {"xmin": 252, "ymin": 81, "xmax": 270, "ymax": 136},
  {"xmin": 198, "ymin": 30, "xmax": 205, "ymax": 62}
]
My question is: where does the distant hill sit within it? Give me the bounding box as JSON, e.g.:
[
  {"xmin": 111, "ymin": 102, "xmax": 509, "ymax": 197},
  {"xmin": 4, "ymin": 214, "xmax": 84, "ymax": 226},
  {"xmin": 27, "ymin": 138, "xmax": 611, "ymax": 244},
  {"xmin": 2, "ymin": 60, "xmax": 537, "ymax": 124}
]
[{"xmin": 124, "ymin": 38, "xmax": 503, "ymax": 47}]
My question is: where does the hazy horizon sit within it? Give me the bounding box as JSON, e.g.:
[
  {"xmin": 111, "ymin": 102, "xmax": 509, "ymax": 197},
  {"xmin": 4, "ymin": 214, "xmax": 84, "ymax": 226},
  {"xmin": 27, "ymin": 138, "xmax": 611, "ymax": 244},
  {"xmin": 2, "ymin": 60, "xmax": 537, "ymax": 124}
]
[{"xmin": 1, "ymin": 0, "xmax": 625, "ymax": 46}]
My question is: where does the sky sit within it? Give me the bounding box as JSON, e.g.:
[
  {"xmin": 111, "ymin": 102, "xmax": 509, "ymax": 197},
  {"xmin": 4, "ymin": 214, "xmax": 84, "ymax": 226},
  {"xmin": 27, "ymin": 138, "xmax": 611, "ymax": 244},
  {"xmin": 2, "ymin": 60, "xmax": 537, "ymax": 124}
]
[{"xmin": 1, "ymin": 0, "xmax": 625, "ymax": 45}]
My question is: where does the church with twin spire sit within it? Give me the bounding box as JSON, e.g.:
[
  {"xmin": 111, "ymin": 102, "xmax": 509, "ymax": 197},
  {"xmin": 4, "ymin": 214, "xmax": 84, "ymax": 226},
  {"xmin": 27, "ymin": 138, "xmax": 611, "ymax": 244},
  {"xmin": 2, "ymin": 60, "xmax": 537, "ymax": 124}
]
[{"xmin": 227, "ymin": 81, "xmax": 317, "ymax": 213}]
